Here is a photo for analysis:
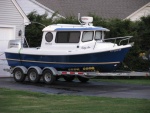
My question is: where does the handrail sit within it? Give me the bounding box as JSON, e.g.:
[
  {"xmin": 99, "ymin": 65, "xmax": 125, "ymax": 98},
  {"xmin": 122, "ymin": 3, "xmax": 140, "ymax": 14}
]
[
  {"xmin": 103, "ymin": 36, "xmax": 132, "ymax": 41},
  {"xmin": 102, "ymin": 36, "xmax": 133, "ymax": 46}
]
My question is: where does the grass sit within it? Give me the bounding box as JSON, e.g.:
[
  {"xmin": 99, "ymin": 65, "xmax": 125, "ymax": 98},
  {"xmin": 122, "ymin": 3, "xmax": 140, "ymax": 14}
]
[
  {"xmin": 0, "ymin": 88, "xmax": 150, "ymax": 113},
  {"xmin": 91, "ymin": 77, "xmax": 150, "ymax": 85}
]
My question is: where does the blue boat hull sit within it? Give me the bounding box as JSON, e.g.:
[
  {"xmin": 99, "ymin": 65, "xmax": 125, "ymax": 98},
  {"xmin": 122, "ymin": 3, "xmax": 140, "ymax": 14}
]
[{"xmin": 5, "ymin": 47, "xmax": 130, "ymax": 72}]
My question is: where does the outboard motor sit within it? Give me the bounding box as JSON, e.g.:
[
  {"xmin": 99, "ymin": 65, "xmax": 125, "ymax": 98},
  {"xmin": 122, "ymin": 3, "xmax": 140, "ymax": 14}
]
[{"xmin": 8, "ymin": 40, "xmax": 21, "ymax": 49}]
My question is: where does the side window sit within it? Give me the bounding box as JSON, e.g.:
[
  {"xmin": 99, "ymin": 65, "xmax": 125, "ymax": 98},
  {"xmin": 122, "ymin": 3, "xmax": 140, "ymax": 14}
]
[
  {"xmin": 69, "ymin": 32, "xmax": 80, "ymax": 43},
  {"xmin": 82, "ymin": 31, "xmax": 93, "ymax": 42},
  {"xmin": 45, "ymin": 32, "xmax": 53, "ymax": 42},
  {"xmin": 56, "ymin": 32, "xmax": 68, "ymax": 43},
  {"xmin": 56, "ymin": 31, "xmax": 80, "ymax": 43},
  {"xmin": 95, "ymin": 31, "xmax": 102, "ymax": 40}
]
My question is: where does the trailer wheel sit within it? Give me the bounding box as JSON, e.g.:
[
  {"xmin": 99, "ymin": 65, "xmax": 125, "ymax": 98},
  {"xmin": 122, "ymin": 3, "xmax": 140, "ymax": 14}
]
[
  {"xmin": 63, "ymin": 75, "xmax": 75, "ymax": 82},
  {"xmin": 43, "ymin": 70, "xmax": 56, "ymax": 84},
  {"xmin": 13, "ymin": 68, "xmax": 26, "ymax": 82},
  {"xmin": 77, "ymin": 76, "xmax": 89, "ymax": 83},
  {"xmin": 27, "ymin": 69, "xmax": 40, "ymax": 83}
]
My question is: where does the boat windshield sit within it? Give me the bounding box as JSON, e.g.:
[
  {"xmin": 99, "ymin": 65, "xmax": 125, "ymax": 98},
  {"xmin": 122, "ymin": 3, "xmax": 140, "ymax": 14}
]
[
  {"xmin": 82, "ymin": 31, "xmax": 94, "ymax": 42},
  {"xmin": 95, "ymin": 31, "xmax": 102, "ymax": 40}
]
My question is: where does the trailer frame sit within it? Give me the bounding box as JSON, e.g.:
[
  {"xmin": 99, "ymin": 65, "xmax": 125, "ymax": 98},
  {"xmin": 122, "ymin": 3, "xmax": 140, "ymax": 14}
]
[{"xmin": 3, "ymin": 66, "xmax": 150, "ymax": 84}]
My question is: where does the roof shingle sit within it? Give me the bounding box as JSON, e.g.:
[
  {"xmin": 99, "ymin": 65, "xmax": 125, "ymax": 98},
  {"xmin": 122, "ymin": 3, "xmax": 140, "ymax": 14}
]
[{"xmin": 35, "ymin": 0, "xmax": 150, "ymax": 19}]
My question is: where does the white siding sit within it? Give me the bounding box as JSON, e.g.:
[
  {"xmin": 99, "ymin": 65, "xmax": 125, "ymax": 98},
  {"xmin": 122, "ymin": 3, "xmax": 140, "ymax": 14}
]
[
  {"xmin": 126, "ymin": 2, "xmax": 150, "ymax": 21},
  {"xmin": 16, "ymin": 0, "xmax": 54, "ymax": 18},
  {"xmin": 0, "ymin": 0, "xmax": 25, "ymax": 39}
]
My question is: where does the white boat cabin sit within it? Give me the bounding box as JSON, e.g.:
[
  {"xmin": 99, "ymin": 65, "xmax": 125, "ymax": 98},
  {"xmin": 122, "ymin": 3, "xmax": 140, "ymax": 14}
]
[{"xmin": 40, "ymin": 17, "xmax": 111, "ymax": 52}]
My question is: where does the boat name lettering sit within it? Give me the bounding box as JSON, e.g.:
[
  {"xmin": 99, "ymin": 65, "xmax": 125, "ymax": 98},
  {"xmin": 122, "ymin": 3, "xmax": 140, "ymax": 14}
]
[
  {"xmin": 81, "ymin": 46, "xmax": 91, "ymax": 49},
  {"xmin": 45, "ymin": 43, "xmax": 52, "ymax": 45}
]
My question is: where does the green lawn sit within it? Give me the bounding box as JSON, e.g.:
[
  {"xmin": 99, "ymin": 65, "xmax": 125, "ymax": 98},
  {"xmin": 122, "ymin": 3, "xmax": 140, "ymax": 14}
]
[
  {"xmin": 0, "ymin": 88, "xmax": 150, "ymax": 113},
  {"xmin": 91, "ymin": 78, "xmax": 150, "ymax": 85}
]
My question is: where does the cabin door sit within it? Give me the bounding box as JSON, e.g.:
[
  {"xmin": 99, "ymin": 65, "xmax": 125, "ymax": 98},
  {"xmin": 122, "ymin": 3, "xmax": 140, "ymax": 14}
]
[{"xmin": 80, "ymin": 31, "xmax": 95, "ymax": 50}]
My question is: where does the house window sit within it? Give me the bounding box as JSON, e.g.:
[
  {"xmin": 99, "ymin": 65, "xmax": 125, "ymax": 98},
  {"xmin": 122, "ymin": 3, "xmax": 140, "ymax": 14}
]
[
  {"xmin": 45, "ymin": 32, "xmax": 53, "ymax": 42},
  {"xmin": 82, "ymin": 31, "xmax": 94, "ymax": 42},
  {"xmin": 56, "ymin": 31, "xmax": 80, "ymax": 43}
]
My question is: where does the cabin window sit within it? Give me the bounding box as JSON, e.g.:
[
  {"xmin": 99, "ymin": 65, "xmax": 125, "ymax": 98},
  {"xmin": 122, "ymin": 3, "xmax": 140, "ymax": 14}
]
[
  {"xmin": 45, "ymin": 32, "xmax": 53, "ymax": 42},
  {"xmin": 69, "ymin": 32, "xmax": 80, "ymax": 43},
  {"xmin": 95, "ymin": 31, "xmax": 102, "ymax": 40},
  {"xmin": 82, "ymin": 31, "xmax": 93, "ymax": 42},
  {"xmin": 56, "ymin": 31, "xmax": 80, "ymax": 43}
]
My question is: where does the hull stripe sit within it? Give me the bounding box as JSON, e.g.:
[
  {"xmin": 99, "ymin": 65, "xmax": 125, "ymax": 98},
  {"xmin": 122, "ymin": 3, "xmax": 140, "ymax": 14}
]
[{"xmin": 6, "ymin": 58, "xmax": 120, "ymax": 65}]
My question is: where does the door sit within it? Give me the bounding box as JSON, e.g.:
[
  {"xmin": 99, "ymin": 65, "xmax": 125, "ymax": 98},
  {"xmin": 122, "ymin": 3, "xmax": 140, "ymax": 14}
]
[
  {"xmin": 80, "ymin": 31, "xmax": 95, "ymax": 50},
  {"xmin": 0, "ymin": 27, "xmax": 14, "ymax": 77}
]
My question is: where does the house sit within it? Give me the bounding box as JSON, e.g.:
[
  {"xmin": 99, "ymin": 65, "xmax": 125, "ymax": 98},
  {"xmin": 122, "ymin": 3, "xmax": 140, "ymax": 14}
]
[
  {"xmin": 126, "ymin": 2, "xmax": 150, "ymax": 21},
  {"xmin": 16, "ymin": 0, "xmax": 64, "ymax": 18},
  {"xmin": 0, "ymin": 0, "xmax": 30, "ymax": 77},
  {"xmin": 17, "ymin": 0, "xmax": 150, "ymax": 21}
]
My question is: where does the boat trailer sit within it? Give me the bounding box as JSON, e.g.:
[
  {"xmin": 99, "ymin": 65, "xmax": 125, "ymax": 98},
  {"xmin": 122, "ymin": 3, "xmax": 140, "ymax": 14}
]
[{"xmin": 3, "ymin": 66, "xmax": 150, "ymax": 84}]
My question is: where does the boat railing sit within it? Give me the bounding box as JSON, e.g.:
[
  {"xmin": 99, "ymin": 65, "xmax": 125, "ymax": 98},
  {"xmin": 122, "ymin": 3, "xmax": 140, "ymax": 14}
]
[{"xmin": 102, "ymin": 36, "xmax": 133, "ymax": 46}]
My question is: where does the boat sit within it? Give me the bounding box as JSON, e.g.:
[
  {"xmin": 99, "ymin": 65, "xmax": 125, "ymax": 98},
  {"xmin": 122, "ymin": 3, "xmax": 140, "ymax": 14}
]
[{"xmin": 5, "ymin": 16, "xmax": 134, "ymax": 72}]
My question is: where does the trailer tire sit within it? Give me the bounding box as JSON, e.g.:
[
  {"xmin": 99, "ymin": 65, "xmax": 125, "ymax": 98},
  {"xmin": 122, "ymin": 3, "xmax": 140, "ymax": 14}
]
[
  {"xmin": 63, "ymin": 75, "xmax": 75, "ymax": 82},
  {"xmin": 77, "ymin": 76, "xmax": 89, "ymax": 83},
  {"xmin": 27, "ymin": 69, "xmax": 40, "ymax": 83},
  {"xmin": 13, "ymin": 68, "xmax": 26, "ymax": 82},
  {"xmin": 43, "ymin": 70, "xmax": 56, "ymax": 84}
]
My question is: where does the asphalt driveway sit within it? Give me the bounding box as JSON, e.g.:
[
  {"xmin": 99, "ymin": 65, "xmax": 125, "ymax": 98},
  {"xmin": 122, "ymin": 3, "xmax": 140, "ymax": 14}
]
[{"xmin": 0, "ymin": 77, "xmax": 150, "ymax": 99}]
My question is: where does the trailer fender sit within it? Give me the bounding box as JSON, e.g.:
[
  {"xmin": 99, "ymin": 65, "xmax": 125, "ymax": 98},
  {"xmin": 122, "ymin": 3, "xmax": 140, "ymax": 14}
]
[
  {"xmin": 42, "ymin": 67, "xmax": 58, "ymax": 75},
  {"xmin": 12, "ymin": 66, "xmax": 27, "ymax": 74},
  {"xmin": 28, "ymin": 66, "xmax": 42, "ymax": 75}
]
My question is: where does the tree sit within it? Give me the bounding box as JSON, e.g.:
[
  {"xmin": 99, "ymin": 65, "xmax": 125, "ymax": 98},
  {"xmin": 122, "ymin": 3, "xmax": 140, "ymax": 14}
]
[{"xmin": 25, "ymin": 11, "xmax": 57, "ymax": 47}]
